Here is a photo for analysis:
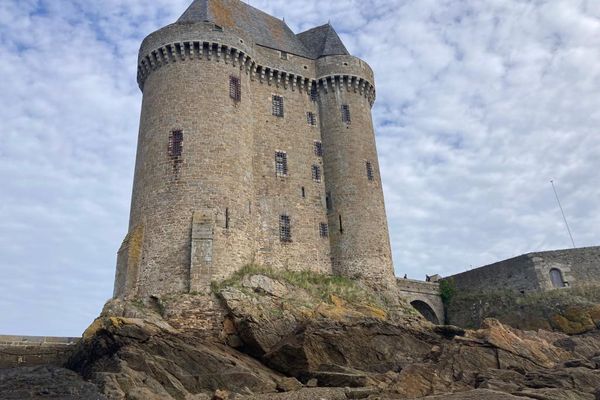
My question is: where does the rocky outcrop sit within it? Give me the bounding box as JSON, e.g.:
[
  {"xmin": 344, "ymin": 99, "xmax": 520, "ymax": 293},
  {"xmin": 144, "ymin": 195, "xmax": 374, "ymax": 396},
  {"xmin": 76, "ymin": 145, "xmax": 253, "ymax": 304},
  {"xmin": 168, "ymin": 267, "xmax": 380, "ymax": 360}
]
[
  {"xmin": 1, "ymin": 270, "xmax": 600, "ymax": 400},
  {"xmin": 0, "ymin": 365, "xmax": 107, "ymax": 400}
]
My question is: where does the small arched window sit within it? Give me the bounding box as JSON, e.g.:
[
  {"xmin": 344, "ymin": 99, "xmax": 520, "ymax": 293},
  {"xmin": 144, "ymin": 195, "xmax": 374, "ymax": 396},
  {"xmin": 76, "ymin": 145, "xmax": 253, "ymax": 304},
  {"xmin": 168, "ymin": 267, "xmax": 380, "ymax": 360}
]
[{"xmin": 550, "ymin": 268, "xmax": 565, "ymax": 288}]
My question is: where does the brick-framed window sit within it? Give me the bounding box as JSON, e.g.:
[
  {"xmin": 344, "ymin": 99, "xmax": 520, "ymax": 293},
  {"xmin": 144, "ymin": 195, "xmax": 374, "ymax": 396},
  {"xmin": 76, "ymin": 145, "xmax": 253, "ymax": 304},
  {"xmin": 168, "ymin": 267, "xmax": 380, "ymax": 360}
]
[
  {"xmin": 229, "ymin": 76, "xmax": 241, "ymax": 102},
  {"xmin": 341, "ymin": 104, "xmax": 351, "ymax": 124},
  {"xmin": 311, "ymin": 165, "xmax": 321, "ymax": 182},
  {"xmin": 310, "ymin": 85, "xmax": 318, "ymax": 102},
  {"xmin": 272, "ymin": 95, "xmax": 284, "ymax": 117},
  {"xmin": 168, "ymin": 130, "xmax": 183, "ymax": 158},
  {"xmin": 279, "ymin": 214, "xmax": 292, "ymax": 242},
  {"xmin": 275, "ymin": 151, "xmax": 288, "ymax": 176},
  {"xmin": 366, "ymin": 161, "xmax": 374, "ymax": 181},
  {"xmin": 314, "ymin": 141, "xmax": 323, "ymax": 157},
  {"xmin": 307, "ymin": 112, "xmax": 317, "ymax": 126},
  {"xmin": 319, "ymin": 223, "xmax": 329, "ymax": 238}
]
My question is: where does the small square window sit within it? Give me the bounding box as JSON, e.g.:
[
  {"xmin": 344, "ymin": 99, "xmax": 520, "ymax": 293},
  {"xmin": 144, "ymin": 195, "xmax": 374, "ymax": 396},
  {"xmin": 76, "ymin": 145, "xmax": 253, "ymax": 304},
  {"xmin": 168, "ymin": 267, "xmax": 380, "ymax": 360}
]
[
  {"xmin": 311, "ymin": 165, "xmax": 321, "ymax": 182},
  {"xmin": 341, "ymin": 104, "xmax": 351, "ymax": 124},
  {"xmin": 307, "ymin": 112, "xmax": 317, "ymax": 126},
  {"xmin": 280, "ymin": 214, "xmax": 292, "ymax": 242},
  {"xmin": 272, "ymin": 95, "xmax": 284, "ymax": 117},
  {"xmin": 319, "ymin": 223, "xmax": 329, "ymax": 238},
  {"xmin": 168, "ymin": 130, "xmax": 183, "ymax": 158},
  {"xmin": 229, "ymin": 76, "xmax": 241, "ymax": 102},
  {"xmin": 280, "ymin": 51, "xmax": 288, "ymax": 60},
  {"xmin": 275, "ymin": 151, "xmax": 288, "ymax": 176},
  {"xmin": 314, "ymin": 141, "xmax": 323, "ymax": 157},
  {"xmin": 366, "ymin": 161, "xmax": 374, "ymax": 181}
]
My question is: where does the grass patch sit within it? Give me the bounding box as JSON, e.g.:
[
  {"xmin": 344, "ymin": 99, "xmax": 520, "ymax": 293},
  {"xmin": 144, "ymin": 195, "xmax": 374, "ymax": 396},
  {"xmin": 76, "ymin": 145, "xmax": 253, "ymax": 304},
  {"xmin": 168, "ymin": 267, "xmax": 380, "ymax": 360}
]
[{"xmin": 212, "ymin": 264, "xmax": 384, "ymax": 308}]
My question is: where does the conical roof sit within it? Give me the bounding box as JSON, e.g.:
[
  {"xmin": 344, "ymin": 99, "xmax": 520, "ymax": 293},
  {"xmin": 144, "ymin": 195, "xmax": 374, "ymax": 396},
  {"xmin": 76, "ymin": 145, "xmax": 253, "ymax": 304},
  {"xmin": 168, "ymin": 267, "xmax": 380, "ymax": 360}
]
[
  {"xmin": 297, "ymin": 23, "xmax": 350, "ymax": 59},
  {"xmin": 178, "ymin": 0, "xmax": 312, "ymax": 58}
]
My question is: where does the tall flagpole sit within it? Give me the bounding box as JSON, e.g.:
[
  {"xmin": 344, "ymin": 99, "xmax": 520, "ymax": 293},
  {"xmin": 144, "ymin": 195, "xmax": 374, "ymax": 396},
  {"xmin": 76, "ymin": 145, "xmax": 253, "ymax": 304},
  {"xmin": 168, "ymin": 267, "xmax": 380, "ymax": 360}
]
[{"xmin": 550, "ymin": 180, "xmax": 576, "ymax": 249}]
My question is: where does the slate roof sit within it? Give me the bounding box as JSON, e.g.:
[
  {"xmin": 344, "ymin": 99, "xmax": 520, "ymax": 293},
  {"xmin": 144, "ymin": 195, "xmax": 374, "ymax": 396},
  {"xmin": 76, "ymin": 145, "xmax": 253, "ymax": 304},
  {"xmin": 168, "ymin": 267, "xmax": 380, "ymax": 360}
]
[
  {"xmin": 178, "ymin": 0, "xmax": 312, "ymax": 58},
  {"xmin": 177, "ymin": 0, "xmax": 349, "ymax": 60},
  {"xmin": 297, "ymin": 24, "xmax": 350, "ymax": 59}
]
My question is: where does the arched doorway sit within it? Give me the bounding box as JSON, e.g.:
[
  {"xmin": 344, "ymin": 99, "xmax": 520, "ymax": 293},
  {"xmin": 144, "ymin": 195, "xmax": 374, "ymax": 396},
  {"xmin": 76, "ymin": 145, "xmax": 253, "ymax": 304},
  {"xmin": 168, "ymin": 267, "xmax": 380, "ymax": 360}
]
[
  {"xmin": 411, "ymin": 300, "xmax": 440, "ymax": 324},
  {"xmin": 550, "ymin": 268, "xmax": 566, "ymax": 288}
]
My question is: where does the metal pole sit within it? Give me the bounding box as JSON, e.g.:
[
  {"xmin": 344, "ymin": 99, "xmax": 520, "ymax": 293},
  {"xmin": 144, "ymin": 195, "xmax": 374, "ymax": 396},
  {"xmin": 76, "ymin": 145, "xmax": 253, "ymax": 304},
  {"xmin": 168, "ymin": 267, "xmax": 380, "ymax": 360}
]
[{"xmin": 550, "ymin": 180, "xmax": 576, "ymax": 248}]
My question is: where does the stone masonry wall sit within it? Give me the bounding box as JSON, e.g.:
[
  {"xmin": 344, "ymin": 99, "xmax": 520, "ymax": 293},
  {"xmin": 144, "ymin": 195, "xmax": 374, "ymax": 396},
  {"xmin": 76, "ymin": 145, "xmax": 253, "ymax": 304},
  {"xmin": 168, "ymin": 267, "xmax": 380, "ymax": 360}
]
[
  {"xmin": 0, "ymin": 336, "xmax": 78, "ymax": 369},
  {"xmin": 446, "ymin": 247, "xmax": 600, "ymax": 294},
  {"xmin": 115, "ymin": 19, "xmax": 393, "ymax": 300}
]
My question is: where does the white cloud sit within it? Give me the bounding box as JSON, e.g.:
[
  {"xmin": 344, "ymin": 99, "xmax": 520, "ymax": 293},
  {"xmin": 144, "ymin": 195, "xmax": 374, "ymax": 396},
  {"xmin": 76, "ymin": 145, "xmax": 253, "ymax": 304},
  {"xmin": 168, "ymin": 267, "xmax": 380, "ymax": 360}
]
[{"xmin": 0, "ymin": 0, "xmax": 599, "ymax": 335}]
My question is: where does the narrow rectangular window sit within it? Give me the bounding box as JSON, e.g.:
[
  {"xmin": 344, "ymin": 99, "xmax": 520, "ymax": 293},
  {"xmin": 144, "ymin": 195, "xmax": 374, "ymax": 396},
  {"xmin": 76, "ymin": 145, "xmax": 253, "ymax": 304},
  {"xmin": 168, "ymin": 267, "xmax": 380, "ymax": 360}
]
[
  {"xmin": 272, "ymin": 95, "xmax": 284, "ymax": 117},
  {"xmin": 310, "ymin": 85, "xmax": 318, "ymax": 102},
  {"xmin": 279, "ymin": 214, "xmax": 292, "ymax": 242},
  {"xmin": 366, "ymin": 161, "xmax": 374, "ymax": 181},
  {"xmin": 225, "ymin": 208, "xmax": 230, "ymax": 229},
  {"xmin": 306, "ymin": 112, "xmax": 317, "ymax": 126},
  {"xmin": 229, "ymin": 76, "xmax": 241, "ymax": 102},
  {"xmin": 339, "ymin": 214, "xmax": 344, "ymax": 234},
  {"xmin": 311, "ymin": 165, "xmax": 321, "ymax": 182},
  {"xmin": 275, "ymin": 151, "xmax": 288, "ymax": 176},
  {"xmin": 314, "ymin": 141, "xmax": 323, "ymax": 157},
  {"xmin": 319, "ymin": 223, "xmax": 329, "ymax": 238},
  {"xmin": 341, "ymin": 104, "xmax": 351, "ymax": 124},
  {"xmin": 168, "ymin": 130, "xmax": 183, "ymax": 158},
  {"xmin": 326, "ymin": 192, "xmax": 332, "ymax": 211},
  {"xmin": 301, "ymin": 187, "xmax": 306, "ymax": 198}
]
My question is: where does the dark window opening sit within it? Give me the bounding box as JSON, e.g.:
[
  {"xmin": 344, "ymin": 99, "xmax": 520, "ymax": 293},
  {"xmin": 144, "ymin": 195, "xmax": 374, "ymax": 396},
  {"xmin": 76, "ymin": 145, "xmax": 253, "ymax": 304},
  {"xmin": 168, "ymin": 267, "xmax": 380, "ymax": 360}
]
[
  {"xmin": 310, "ymin": 85, "xmax": 318, "ymax": 102},
  {"xmin": 550, "ymin": 268, "xmax": 566, "ymax": 288},
  {"xmin": 319, "ymin": 223, "xmax": 329, "ymax": 238},
  {"xmin": 275, "ymin": 151, "xmax": 288, "ymax": 176},
  {"xmin": 229, "ymin": 76, "xmax": 241, "ymax": 102},
  {"xmin": 279, "ymin": 214, "xmax": 292, "ymax": 242},
  {"xmin": 301, "ymin": 187, "xmax": 306, "ymax": 198},
  {"xmin": 311, "ymin": 165, "xmax": 321, "ymax": 182},
  {"xmin": 225, "ymin": 208, "xmax": 230, "ymax": 229},
  {"xmin": 307, "ymin": 112, "xmax": 317, "ymax": 126},
  {"xmin": 339, "ymin": 215, "xmax": 344, "ymax": 234},
  {"xmin": 341, "ymin": 104, "xmax": 351, "ymax": 124},
  {"xmin": 326, "ymin": 192, "xmax": 332, "ymax": 211},
  {"xmin": 168, "ymin": 130, "xmax": 183, "ymax": 158},
  {"xmin": 272, "ymin": 95, "xmax": 284, "ymax": 117},
  {"xmin": 314, "ymin": 141, "xmax": 323, "ymax": 157},
  {"xmin": 366, "ymin": 161, "xmax": 374, "ymax": 181},
  {"xmin": 280, "ymin": 51, "xmax": 288, "ymax": 60}
]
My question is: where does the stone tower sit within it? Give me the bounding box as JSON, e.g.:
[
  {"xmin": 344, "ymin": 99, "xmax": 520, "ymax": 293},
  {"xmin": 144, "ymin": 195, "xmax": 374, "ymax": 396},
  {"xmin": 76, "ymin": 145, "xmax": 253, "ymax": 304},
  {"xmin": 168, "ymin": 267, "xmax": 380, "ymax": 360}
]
[{"xmin": 113, "ymin": 0, "xmax": 395, "ymax": 300}]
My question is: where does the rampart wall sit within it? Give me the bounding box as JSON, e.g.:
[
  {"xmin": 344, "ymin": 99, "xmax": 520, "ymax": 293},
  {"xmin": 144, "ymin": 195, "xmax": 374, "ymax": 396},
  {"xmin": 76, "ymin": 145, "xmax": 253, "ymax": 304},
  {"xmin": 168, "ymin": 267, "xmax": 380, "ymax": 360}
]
[
  {"xmin": 0, "ymin": 336, "xmax": 78, "ymax": 369},
  {"xmin": 446, "ymin": 246, "xmax": 600, "ymax": 294}
]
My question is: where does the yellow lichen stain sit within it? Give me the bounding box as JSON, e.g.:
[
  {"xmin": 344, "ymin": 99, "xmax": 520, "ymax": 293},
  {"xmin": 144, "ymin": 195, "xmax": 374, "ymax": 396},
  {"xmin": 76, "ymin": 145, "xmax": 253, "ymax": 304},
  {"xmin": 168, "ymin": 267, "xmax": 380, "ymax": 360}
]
[{"xmin": 209, "ymin": 0, "xmax": 234, "ymax": 29}]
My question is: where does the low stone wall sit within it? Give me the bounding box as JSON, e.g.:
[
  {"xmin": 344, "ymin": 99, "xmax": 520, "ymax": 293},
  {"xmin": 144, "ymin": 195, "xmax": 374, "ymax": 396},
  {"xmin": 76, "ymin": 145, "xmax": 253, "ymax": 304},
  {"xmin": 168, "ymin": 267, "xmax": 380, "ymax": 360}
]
[{"xmin": 0, "ymin": 336, "xmax": 79, "ymax": 368}]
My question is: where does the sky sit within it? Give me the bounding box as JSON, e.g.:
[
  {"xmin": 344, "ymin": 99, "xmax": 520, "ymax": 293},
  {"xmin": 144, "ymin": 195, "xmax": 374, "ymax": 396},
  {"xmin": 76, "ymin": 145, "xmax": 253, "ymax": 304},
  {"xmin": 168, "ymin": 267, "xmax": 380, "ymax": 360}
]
[{"xmin": 1, "ymin": 0, "xmax": 599, "ymax": 336}]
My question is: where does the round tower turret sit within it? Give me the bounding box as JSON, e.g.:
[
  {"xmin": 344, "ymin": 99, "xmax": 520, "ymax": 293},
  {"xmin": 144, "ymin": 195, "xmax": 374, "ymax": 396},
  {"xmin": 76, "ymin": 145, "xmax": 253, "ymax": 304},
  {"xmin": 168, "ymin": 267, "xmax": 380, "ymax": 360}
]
[
  {"xmin": 316, "ymin": 55, "xmax": 396, "ymax": 287},
  {"xmin": 116, "ymin": 21, "xmax": 258, "ymax": 299}
]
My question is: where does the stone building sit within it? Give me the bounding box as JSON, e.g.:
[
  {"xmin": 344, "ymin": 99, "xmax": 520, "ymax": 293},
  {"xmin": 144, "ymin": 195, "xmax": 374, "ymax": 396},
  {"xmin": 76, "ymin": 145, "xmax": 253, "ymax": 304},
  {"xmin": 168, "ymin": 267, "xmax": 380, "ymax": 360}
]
[
  {"xmin": 446, "ymin": 246, "xmax": 600, "ymax": 294},
  {"xmin": 113, "ymin": 0, "xmax": 396, "ymax": 300}
]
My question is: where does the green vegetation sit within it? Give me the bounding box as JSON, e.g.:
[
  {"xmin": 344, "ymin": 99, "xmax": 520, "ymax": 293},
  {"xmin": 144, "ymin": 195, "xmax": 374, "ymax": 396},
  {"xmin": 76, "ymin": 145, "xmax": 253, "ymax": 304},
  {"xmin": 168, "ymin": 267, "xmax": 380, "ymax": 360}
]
[
  {"xmin": 211, "ymin": 264, "xmax": 385, "ymax": 308},
  {"xmin": 439, "ymin": 278, "xmax": 456, "ymax": 306}
]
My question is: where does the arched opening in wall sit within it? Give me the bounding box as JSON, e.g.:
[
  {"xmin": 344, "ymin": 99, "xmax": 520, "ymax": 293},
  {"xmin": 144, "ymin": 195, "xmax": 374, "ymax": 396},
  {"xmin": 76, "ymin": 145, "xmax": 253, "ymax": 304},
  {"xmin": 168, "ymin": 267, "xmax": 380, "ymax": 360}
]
[
  {"xmin": 550, "ymin": 268, "xmax": 566, "ymax": 288},
  {"xmin": 410, "ymin": 300, "xmax": 439, "ymax": 325}
]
